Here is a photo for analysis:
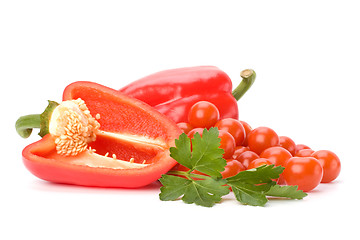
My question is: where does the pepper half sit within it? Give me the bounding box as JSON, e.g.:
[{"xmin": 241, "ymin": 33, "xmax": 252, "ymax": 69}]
[
  {"xmin": 17, "ymin": 82, "xmax": 182, "ymax": 188},
  {"xmin": 120, "ymin": 66, "xmax": 256, "ymax": 123}
]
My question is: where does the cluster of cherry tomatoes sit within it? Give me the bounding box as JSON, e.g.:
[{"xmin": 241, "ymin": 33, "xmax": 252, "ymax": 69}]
[{"xmin": 176, "ymin": 101, "xmax": 341, "ymax": 192}]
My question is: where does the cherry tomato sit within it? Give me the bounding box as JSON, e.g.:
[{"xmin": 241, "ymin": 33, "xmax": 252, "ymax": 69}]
[
  {"xmin": 221, "ymin": 159, "xmax": 246, "ymax": 178},
  {"xmin": 247, "ymin": 158, "xmax": 272, "ymax": 169},
  {"xmin": 260, "ymin": 147, "xmax": 291, "ymax": 183},
  {"xmin": 177, "ymin": 122, "xmax": 193, "ymax": 134},
  {"xmin": 282, "ymin": 157, "xmax": 323, "ymax": 192},
  {"xmin": 218, "ymin": 130, "xmax": 236, "ymax": 159},
  {"xmin": 311, "ymin": 150, "xmax": 341, "ymax": 183},
  {"xmin": 295, "ymin": 149, "xmax": 315, "ymax": 157},
  {"xmin": 279, "ymin": 136, "xmax": 296, "ymax": 156},
  {"xmin": 239, "ymin": 120, "xmax": 252, "ymax": 146},
  {"xmin": 188, "ymin": 101, "xmax": 220, "ymax": 128},
  {"xmin": 232, "ymin": 146, "xmax": 249, "ymax": 159},
  {"xmin": 295, "ymin": 144, "xmax": 311, "ymax": 154},
  {"xmin": 187, "ymin": 127, "xmax": 204, "ymax": 138},
  {"xmin": 277, "ymin": 176, "xmax": 286, "ymax": 185},
  {"xmin": 260, "ymin": 146, "xmax": 292, "ymax": 166},
  {"xmin": 233, "ymin": 151, "xmax": 259, "ymax": 169},
  {"xmin": 247, "ymin": 127, "xmax": 280, "ymax": 155},
  {"xmin": 215, "ymin": 118, "xmax": 246, "ymax": 146}
]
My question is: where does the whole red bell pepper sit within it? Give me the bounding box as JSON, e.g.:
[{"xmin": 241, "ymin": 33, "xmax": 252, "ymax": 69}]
[
  {"xmin": 120, "ymin": 66, "xmax": 256, "ymax": 123},
  {"xmin": 16, "ymin": 82, "xmax": 181, "ymax": 188}
]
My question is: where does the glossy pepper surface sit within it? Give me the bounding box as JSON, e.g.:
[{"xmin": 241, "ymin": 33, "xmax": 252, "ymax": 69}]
[
  {"xmin": 120, "ymin": 66, "xmax": 256, "ymax": 123},
  {"xmin": 19, "ymin": 82, "xmax": 182, "ymax": 188}
]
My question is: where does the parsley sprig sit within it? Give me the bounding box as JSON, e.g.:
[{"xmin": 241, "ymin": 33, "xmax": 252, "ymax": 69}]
[{"xmin": 159, "ymin": 128, "xmax": 307, "ymax": 207}]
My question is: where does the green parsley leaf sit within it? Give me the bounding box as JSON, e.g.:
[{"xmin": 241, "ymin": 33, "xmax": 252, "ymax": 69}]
[
  {"xmin": 169, "ymin": 127, "xmax": 226, "ymax": 178},
  {"xmin": 159, "ymin": 127, "xmax": 229, "ymax": 207},
  {"xmin": 266, "ymin": 184, "xmax": 307, "ymax": 199},
  {"xmin": 190, "ymin": 128, "xmax": 226, "ymax": 178},
  {"xmin": 226, "ymin": 165, "xmax": 283, "ymax": 206},
  {"xmin": 158, "ymin": 174, "xmax": 192, "ymax": 201},
  {"xmin": 169, "ymin": 133, "xmax": 192, "ymax": 169},
  {"xmin": 229, "ymin": 181, "xmax": 275, "ymax": 206},
  {"xmin": 181, "ymin": 177, "xmax": 229, "ymax": 207},
  {"xmin": 226, "ymin": 164, "xmax": 284, "ymax": 184},
  {"xmin": 159, "ymin": 174, "xmax": 230, "ymax": 207}
]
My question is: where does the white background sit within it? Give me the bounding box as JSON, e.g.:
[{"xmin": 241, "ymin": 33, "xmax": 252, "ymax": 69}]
[{"xmin": 1, "ymin": 1, "xmax": 359, "ymax": 239}]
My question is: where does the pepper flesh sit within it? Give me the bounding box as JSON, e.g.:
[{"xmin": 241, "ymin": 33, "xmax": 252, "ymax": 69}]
[
  {"xmin": 120, "ymin": 66, "xmax": 256, "ymax": 123},
  {"xmin": 22, "ymin": 82, "xmax": 182, "ymax": 188}
]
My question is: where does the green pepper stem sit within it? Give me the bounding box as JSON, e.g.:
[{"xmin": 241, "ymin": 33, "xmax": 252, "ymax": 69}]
[
  {"xmin": 15, "ymin": 114, "xmax": 41, "ymax": 138},
  {"xmin": 232, "ymin": 69, "xmax": 256, "ymax": 101},
  {"xmin": 15, "ymin": 100, "xmax": 59, "ymax": 139}
]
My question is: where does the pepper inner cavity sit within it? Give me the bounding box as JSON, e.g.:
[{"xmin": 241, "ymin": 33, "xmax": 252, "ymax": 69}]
[
  {"xmin": 88, "ymin": 133, "xmax": 162, "ymax": 165},
  {"xmin": 49, "ymin": 98, "xmax": 167, "ymax": 167}
]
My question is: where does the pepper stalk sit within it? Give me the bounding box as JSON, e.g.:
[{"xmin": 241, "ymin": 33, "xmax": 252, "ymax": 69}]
[
  {"xmin": 15, "ymin": 99, "xmax": 100, "ymax": 156},
  {"xmin": 232, "ymin": 69, "xmax": 256, "ymax": 101},
  {"xmin": 15, "ymin": 101, "xmax": 59, "ymax": 138}
]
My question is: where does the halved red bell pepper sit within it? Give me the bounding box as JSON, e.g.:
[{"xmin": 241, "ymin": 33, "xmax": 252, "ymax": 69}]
[
  {"xmin": 120, "ymin": 66, "xmax": 256, "ymax": 123},
  {"xmin": 18, "ymin": 82, "xmax": 182, "ymax": 188}
]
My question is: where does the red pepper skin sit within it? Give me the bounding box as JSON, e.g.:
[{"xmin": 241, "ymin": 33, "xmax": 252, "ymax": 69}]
[
  {"xmin": 22, "ymin": 82, "xmax": 181, "ymax": 188},
  {"xmin": 22, "ymin": 136, "xmax": 175, "ymax": 188},
  {"xmin": 120, "ymin": 66, "xmax": 239, "ymax": 123}
]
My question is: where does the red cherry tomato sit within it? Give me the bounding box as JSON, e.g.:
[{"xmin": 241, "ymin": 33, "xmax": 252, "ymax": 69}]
[
  {"xmin": 295, "ymin": 149, "xmax": 315, "ymax": 157},
  {"xmin": 218, "ymin": 130, "xmax": 236, "ymax": 159},
  {"xmin": 247, "ymin": 127, "xmax": 280, "ymax": 155},
  {"xmin": 221, "ymin": 159, "xmax": 246, "ymax": 178},
  {"xmin": 233, "ymin": 151, "xmax": 259, "ymax": 169},
  {"xmin": 283, "ymin": 157, "xmax": 323, "ymax": 192},
  {"xmin": 239, "ymin": 121, "xmax": 252, "ymax": 146},
  {"xmin": 247, "ymin": 158, "xmax": 272, "ymax": 169},
  {"xmin": 232, "ymin": 146, "xmax": 249, "ymax": 159},
  {"xmin": 279, "ymin": 136, "xmax": 296, "ymax": 156},
  {"xmin": 215, "ymin": 118, "xmax": 246, "ymax": 146},
  {"xmin": 295, "ymin": 144, "xmax": 311, "ymax": 154},
  {"xmin": 277, "ymin": 176, "xmax": 286, "ymax": 185},
  {"xmin": 187, "ymin": 127, "xmax": 204, "ymax": 138},
  {"xmin": 260, "ymin": 146, "xmax": 292, "ymax": 166},
  {"xmin": 260, "ymin": 147, "xmax": 292, "ymax": 183},
  {"xmin": 188, "ymin": 101, "xmax": 220, "ymax": 128},
  {"xmin": 177, "ymin": 122, "xmax": 193, "ymax": 134},
  {"xmin": 311, "ymin": 150, "xmax": 341, "ymax": 183}
]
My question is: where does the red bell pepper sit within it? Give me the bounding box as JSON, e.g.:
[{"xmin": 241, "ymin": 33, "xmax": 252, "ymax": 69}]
[
  {"xmin": 120, "ymin": 66, "xmax": 256, "ymax": 123},
  {"xmin": 16, "ymin": 82, "xmax": 181, "ymax": 188}
]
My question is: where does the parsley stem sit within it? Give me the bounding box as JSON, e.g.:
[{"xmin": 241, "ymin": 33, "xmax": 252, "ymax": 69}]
[{"xmin": 167, "ymin": 170, "xmax": 211, "ymax": 181}]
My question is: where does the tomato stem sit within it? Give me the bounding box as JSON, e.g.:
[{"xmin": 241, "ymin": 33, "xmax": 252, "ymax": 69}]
[{"xmin": 232, "ymin": 69, "xmax": 256, "ymax": 101}]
